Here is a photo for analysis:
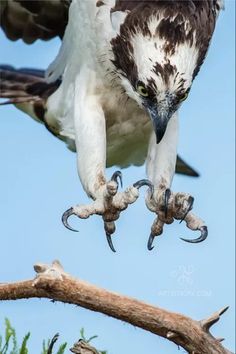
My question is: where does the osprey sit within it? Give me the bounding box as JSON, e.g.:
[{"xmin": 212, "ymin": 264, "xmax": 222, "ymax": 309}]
[{"xmin": 0, "ymin": 0, "xmax": 224, "ymax": 251}]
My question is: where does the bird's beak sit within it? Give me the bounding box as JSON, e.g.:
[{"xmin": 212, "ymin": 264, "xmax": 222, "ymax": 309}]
[{"xmin": 147, "ymin": 107, "xmax": 172, "ymax": 144}]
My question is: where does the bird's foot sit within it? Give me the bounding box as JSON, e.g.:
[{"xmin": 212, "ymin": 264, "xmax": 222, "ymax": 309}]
[
  {"xmin": 146, "ymin": 187, "xmax": 207, "ymax": 250},
  {"xmin": 62, "ymin": 171, "xmax": 153, "ymax": 252}
]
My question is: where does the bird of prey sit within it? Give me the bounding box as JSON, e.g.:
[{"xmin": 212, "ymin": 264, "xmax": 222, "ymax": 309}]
[{"xmin": 0, "ymin": 0, "xmax": 224, "ymax": 251}]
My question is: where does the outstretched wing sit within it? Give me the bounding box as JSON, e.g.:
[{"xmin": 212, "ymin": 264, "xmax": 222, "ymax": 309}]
[{"xmin": 0, "ymin": 0, "xmax": 71, "ymax": 44}]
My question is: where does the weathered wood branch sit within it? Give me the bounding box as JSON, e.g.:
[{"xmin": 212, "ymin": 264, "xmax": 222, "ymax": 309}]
[{"xmin": 0, "ymin": 260, "xmax": 233, "ymax": 354}]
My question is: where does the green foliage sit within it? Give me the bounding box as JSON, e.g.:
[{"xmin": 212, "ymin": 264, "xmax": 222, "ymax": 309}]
[
  {"xmin": 79, "ymin": 328, "xmax": 98, "ymax": 343},
  {"xmin": 19, "ymin": 333, "xmax": 30, "ymax": 354},
  {"xmin": 55, "ymin": 343, "xmax": 67, "ymax": 354},
  {"xmin": 0, "ymin": 320, "xmax": 106, "ymax": 354},
  {"xmin": 0, "ymin": 320, "xmax": 66, "ymax": 354},
  {"xmin": 0, "ymin": 318, "xmax": 20, "ymax": 354},
  {"xmin": 41, "ymin": 339, "xmax": 51, "ymax": 354}
]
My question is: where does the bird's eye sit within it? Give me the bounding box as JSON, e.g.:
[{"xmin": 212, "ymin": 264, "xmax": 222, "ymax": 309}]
[
  {"xmin": 137, "ymin": 83, "xmax": 149, "ymax": 97},
  {"xmin": 179, "ymin": 92, "xmax": 188, "ymax": 102}
]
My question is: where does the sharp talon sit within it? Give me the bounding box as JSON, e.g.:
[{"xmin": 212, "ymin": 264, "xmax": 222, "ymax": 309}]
[
  {"xmin": 133, "ymin": 179, "xmax": 154, "ymax": 197},
  {"xmin": 62, "ymin": 207, "xmax": 78, "ymax": 232},
  {"xmin": 147, "ymin": 233, "xmax": 155, "ymax": 251},
  {"xmin": 106, "ymin": 232, "xmax": 116, "ymax": 252},
  {"xmin": 111, "ymin": 170, "xmax": 123, "ymax": 188},
  {"xmin": 179, "ymin": 196, "xmax": 194, "ymax": 223},
  {"xmin": 180, "ymin": 225, "xmax": 208, "ymax": 243},
  {"xmin": 164, "ymin": 188, "xmax": 171, "ymax": 218}
]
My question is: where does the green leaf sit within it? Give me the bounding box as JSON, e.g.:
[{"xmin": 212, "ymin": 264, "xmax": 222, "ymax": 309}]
[
  {"xmin": 1, "ymin": 318, "xmax": 15, "ymax": 354},
  {"xmin": 5, "ymin": 318, "xmax": 13, "ymax": 343},
  {"xmin": 79, "ymin": 328, "xmax": 86, "ymax": 341},
  {"xmin": 11, "ymin": 329, "xmax": 18, "ymax": 354},
  {"xmin": 41, "ymin": 339, "xmax": 47, "ymax": 354},
  {"xmin": 56, "ymin": 342, "xmax": 67, "ymax": 354},
  {"xmin": 19, "ymin": 332, "xmax": 30, "ymax": 354},
  {"xmin": 41, "ymin": 339, "xmax": 51, "ymax": 354},
  {"xmin": 9, "ymin": 323, "xmax": 18, "ymax": 354},
  {"xmin": 87, "ymin": 335, "xmax": 98, "ymax": 343}
]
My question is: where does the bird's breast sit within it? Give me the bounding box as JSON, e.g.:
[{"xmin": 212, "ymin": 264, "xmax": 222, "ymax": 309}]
[{"xmin": 100, "ymin": 85, "xmax": 152, "ymax": 168}]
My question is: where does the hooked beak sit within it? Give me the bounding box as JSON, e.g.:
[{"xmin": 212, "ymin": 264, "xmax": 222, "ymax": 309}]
[{"xmin": 147, "ymin": 107, "xmax": 172, "ymax": 144}]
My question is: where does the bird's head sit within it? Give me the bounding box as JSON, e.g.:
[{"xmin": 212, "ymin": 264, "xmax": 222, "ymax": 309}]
[
  {"xmin": 111, "ymin": 6, "xmax": 214, "ymax": 143},
  {"xmin": 121, "ymin": 71, "xmax": 191, "ymax": 144}
]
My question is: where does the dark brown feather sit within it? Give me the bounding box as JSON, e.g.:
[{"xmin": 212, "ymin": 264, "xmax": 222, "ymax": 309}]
[
  {"xmin": 0, "ymin": 65, "xmax": 61, "ymax": 138},
  {"xmin": 0, "ymin": 65, "xmax": 60, "ymax": 105},
  {"xmin": 0, "ymin": 0, "xmax": 71, "ymax": 43}
]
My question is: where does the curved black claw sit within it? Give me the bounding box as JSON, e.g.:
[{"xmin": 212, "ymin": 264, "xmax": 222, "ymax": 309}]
[
  {"xmin": 179, "ymin": 196, "xmax": 194, "ymax": 224},
  {"xmin": 180, "ymin": 226, "xmax": 208, "ymax": 244},
  {"xmin": 133, "ymin": 179, "xmax": 154, "ymax": 197},
  {"xmin": 147, "ymin": 233, "xmax": 155, "ymax": 251},
  {"xmin": 62, "ymin": 207, "xmax": 78, "ymax": 232},
  {"xmin": 106, "ymin": 232, "xmax": 116, "ymax": 252},
  {"xmin": 111, "ymin": 170, "xmax": 123, "ymax": 188},
  {"xmin": 164, "ymin": 188, "xmax": 171, "ymax": 218}
]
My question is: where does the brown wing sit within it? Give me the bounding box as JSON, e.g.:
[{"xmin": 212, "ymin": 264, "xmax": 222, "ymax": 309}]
[
  {"xmin": 0, "ymin": 65, "xmax": 62, "ymax": 138},
  {"xmin": 0, "ymin": 65, "xmax": 60, "ymax": 105},
  {"xmin": 0, "ymin": 0, "xmax": 71, "ymax": 44}
]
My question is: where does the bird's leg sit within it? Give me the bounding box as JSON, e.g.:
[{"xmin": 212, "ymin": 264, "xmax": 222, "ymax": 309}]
[
  {"xmin": 62, "ymin": 70, "xmax": 152, "ymax": 251},
  {"xmin": 145, "ymin": 113, "xmax": 207, "ymax": 250}
]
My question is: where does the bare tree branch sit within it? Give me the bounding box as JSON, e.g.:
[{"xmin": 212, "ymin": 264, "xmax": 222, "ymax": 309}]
[{"xmin": 0, "ymin": 260, "xmax": 233, "ymax": 354}]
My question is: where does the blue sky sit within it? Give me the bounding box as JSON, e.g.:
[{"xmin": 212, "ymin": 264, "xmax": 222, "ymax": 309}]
[{"xmin": 0, "ymin": 2, "xmax": 235, "ymax": 353}]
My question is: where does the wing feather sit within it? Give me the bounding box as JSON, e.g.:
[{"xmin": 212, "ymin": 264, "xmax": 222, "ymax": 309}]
[{"xmin": 0, "ymin": 0, "xmax": 71, "ymax": 43}]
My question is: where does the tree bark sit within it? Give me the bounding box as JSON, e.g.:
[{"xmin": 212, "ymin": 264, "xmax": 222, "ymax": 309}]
[{"xmin": 0, "ymin": 260, "xmax": 233, "ymax": 354}]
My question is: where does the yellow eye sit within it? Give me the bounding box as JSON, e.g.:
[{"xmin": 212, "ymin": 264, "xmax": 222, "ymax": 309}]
[
  {"xmin": 137, "ymin": 83, "xmax": 149, "ymax": 97},
  {"xmin": 179, "ymin": 92, "xmax": 188, "ymax": 102}
]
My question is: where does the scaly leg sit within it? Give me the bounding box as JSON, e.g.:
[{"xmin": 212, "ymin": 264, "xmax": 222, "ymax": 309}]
[
  {"xmin": 145, "ymin": 112, "xmax": 207, "ymax": 250},
  {"xmin": 62, "ymin": 69, "xmax": 152, "ymax": 251}
]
